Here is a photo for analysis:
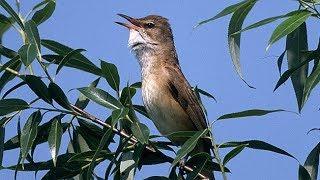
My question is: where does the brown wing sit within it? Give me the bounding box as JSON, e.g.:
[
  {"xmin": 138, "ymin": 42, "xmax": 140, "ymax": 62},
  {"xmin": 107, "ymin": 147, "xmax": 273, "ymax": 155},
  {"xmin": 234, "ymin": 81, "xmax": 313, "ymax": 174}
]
[{"xmin": 165, "ymin": 66, "xmax": 208, "ymax": 131}]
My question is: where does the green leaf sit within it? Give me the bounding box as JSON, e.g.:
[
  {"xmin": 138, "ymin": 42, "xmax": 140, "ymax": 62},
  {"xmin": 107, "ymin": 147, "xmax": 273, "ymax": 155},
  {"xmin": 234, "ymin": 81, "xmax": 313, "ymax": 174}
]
[
  {"xmin": 223, "ymin": 144, "xmax": 247, "ymax": 165},
  {"xmin": 131, "ymin": 122, "xmax": 150, "ymax": 144},
  {"xmin": 267, "ymin": 11, "xmax": 312, "ymax": 49},
  {"xmin": 299, "ymin": 165, "xmax": 312, "ymax": 180},
  {"xmin": 302, "ymin": 41, "xmax": 320, "ymax": 108},
  {"xmin": 41, "ymin": 39, "xmax": 101, "ymax": 75},
  {"xmin": 186, "ymin": 152, "xmax": 211, "ymax": 180},
  {"xmin": 87, "ymin": 128, "xmax": 113, "ymax": 179},
  {"xmin": 120, "ymin": 86, "xmax": 136, "ymax": 106},
  {"xmin": 18, "ymin": 43, "xmax": 37, "ymax": 67},
  {"xmin": 25, "ymin": 20, "xmax": 41, "ymax": 51},
  {"xmin": 111, "ymin": 108, "xmax": 129, "ymax": 127},
  {"xmin": 0, "ymin": 0, "xmax": 24, "ymax": 29},
  {"xmin": 48, "ymin": 118, "xmax": 63, "ymax": 167},
  {"xmin": 48, "ymin": 82, "xmax": 72, "ymax": 110},
  {"xmin": 0, "ymin": 59, "xmax": 21, "ymax": 93},
  {"xmin": 194, "ymin": 87, "xmax": 217, "ymax": 102},
  {"xmin": 31, "ymin": 0, "xmax": 55, "ymax": 25},
  {"xmin": 4, "ymin": 115, "xmax": 68, "ymax": 151},
  {"xmin": 196, "ymin": 0, "xmax": 248, "ymax": 27},
  {"xmin": 228, "ymin": 0, "xmax": 257, "ymax": 88},
  {"xmin": 217, "ymin": 109, "xmax": 285, "ymax": 120},
  {"xmin": 286, "ymin": 22, "xmax": 309, "ymax": 111},
  {"xmin": 20, "ymin": 111, "xmax": 42, "ymax": 166},
  {"xmin": 232, "ymin": 10, "xmax": 304, "ymax": 35},
  {"xmin": 2, "ymin": 81, "xmax": 26, "ymax": 99},
  {"xmin": 78, "ymin": 87, "xmax": 123, "ymax": 110},
  {"xmin": 24, "ymin": 75, "xmax": 52, "ymax": 104},
  {"xmin": 132, "ymin": 105, "xmax": 149, "ymax": 119},
  {"xmin": 75, "ymin": 78, "xmax": 100, "ymax": 109},
  {"xmin": 186, "ymin": 152, "xmax": 230, "ymax": 173},
  {"xmin": 56, "ymin": 48, "xmax": 86, "ymax": 74},
  {"xmin": 67, "ymin": 150, "xmax": 113, "ymax": 163},
  {"xmin": 145, "ymin": 177, "xmax": 170, "ymax": 180},
  {"xmin": 277, "ymin": 50, "xmax": 286, "ymax": 75},
  {"xmin": 274, "ymin": 51, "xmax": 316, "ymax": 92},
  {"xmin": 172, "ymin": 129, "xmax": 209, "ymax": 167},
  {"xmin": 101, "ymin": 60, "xmax": 120, "ymax": 92},
  {"xmin": 0, "ymin": 121, "xmax": 5, "ymax": 166},
  {"xmin": 302, "ymin": 142, "xmax": 320, "ymax": 180},
  {"xmin": 0, "ymin": 45, "xmax": 17, "ymax": 59},
  {"xmin": 166, "ymin": 131, "xmax": 198, "ymax": 139},
  {"xmin": 0, "ymin": 98, "xmax": 29, "ymax": 116},
  {"xmin": 219, "ymin": 140, "xmax": 297, "ymax": 160}
]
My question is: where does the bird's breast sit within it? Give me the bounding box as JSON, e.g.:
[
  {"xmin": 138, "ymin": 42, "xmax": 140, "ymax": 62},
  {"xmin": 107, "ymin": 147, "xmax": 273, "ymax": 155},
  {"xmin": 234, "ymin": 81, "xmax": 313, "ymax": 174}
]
[{"xmin": 141, "ymin": 74, "xmax": 194, "ymax": 139}]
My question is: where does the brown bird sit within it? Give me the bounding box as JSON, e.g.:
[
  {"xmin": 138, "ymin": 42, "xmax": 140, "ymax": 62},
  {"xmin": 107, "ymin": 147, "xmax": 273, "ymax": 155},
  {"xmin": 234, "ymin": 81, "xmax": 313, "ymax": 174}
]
[{"xmin": 116, "ymin": 14, "xmax": 214, "ymax": 179}]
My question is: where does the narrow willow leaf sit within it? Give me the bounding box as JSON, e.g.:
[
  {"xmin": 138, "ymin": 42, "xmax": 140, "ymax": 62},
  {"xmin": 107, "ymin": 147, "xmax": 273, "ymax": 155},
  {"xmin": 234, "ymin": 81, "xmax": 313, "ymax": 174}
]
[
  {"xmin": 299, "ymin": 165, "xmax": 312, "ymax": 180},
  {"xmin": 31, "ymin": 0, "xmax": 55, "ymax": 25},
  {"xmin": 196, "ymin": 0, "xmax": 248, "ymax": 27},
  {"xmin": 2, "ymin": 81, "xmax": 26, "ymax": 99},
  {"xmin": 186, "ymin": 152, "xmax": 211, "ymax": 180},
  {"xmin": 78, "ymin": 87, "xmax": 123, "ymax": 110},
  {"xmin": 302, "ymin": 53, "xmax": 320, "ymax": 109},
  {"xmin": 274, "ymin": 52, "xmax": 316, "ymax": 92},
  {"xmin": 286, "ymin": 23, "xmax": 308, "ymax": 111},
  {"xmin": 0, "ymin": 124, "xmax": 4, "ymax": 166},
  {"xmin": 172, "ymin": 129, "xmax": 209, "ymax": 167},
  {"xmin": 20, "ymin": 111, "xmax": 42, "ymax": 166},
  {"xmin": 0, "ymin": 59, "xmax": 21, "ymax": 93},
  {"xmin": 223, "ymin": 144, "xmax": 247, "ymax": 165},
  {"xmin": 232, "ymin": 10, "xmax": 304, "ymax": 35},
  {"xmin": 194, "ymin": 87, "xmax": 217, "ymax": 102},
  {"xmin": 167, "ymin": 131, "xmax": 198, "ymax": 139},
  {"xmin": 303, "ymin": 142, "xmax": 320, "ymax": 180},
  {"xmin": 48, "ymin": 119, "xmax": 63, "ymax": 167},
  {"xmin": 219, "ymin": 140, "xmax": 297, "ymax": 160},
  {"xmin": 87, "ymin": 128, "xmax": 113, "ymax": 179},
  {"xmin": 18, "ymin": 43, "xmax": 37, "ymax": 67},
  {"xmin": 277, "ymin": 50, "xmax": 286, "ymax": 75},
  {"xmin": 25, "ymin": 21, "xmax": 41, "ymax": 51},
  {"xmin": 132, "ymin": 105, "xmax": 149, "ymax": 119},
  {"xmin": 41, "ymin": 39, "xmax": 101, "ymax": 75},
  {"xmin": 75, "ymin": 78, "xmax": 100, "ymax": 109},
  {"xmin": 48, "ymin": 83, "xmax": 72, "ymax": 110},
  {"xmin": 131, "ymin": 122, "xmax": 150, "ymax": 144},
  {"xmin": 130, "ymin": 81, "xmax": 141, "ymax": 89},
  {"xmin": 0, "ymin": 0, "xmax": 24, "ymax": 29},
  {"xmin": 56, "ymin": 48, "xmax": 86, "ymax": 74},
  {"xmin": 0, "ymin": 98, "xmax": 29, "ymax": 116},
  {"xmin": 24, "ymin": 75, "xmax": 52, "ymax": 104},
  {"xmin": 0, "ymin": 44, "xmax": 17, "ymax": 59},
  {"xmin": 145, "ymin": 177, "xmax": 170, "ymax": 180},
  {"xmin": 228, "ymin": 0, "xmax": 257, "ymax": 88},
  {"xmin": 67, "ymin": 150, "xmax": 113, "ymax": 163},
  {"xmin": 120, "ymin": 86, "xmax": 136, "ymax": 106},
  {"xmin": 217, "ymin": 109, "xmax": 285, "ymax": 120},
  {"xmin": 267, "ymin": 11, "xmax": 312, "ymax": 49},
  {"xmin": 101, "ymin": 60, "xmax": 120, "ymax": 92}
]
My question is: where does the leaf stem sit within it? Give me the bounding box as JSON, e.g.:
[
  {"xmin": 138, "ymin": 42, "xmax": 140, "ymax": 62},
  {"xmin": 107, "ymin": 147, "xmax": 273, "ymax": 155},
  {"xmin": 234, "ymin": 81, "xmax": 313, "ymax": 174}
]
[{"xmin": 209, "ymin": 127, "xmax": 227, "ymax": 180}]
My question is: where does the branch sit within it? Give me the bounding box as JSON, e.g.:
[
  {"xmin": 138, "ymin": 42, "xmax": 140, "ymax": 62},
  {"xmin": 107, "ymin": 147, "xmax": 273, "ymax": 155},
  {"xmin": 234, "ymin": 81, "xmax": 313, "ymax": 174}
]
[{"xmin": 70, "ymin": 104, "xmax": 209, "ymax": 179}]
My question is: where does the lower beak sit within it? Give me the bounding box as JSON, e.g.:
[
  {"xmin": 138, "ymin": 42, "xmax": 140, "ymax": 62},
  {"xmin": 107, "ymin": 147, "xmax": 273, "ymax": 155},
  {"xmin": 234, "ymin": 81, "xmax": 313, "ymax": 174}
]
[{"xmin": 115, "ymin": 14, "xmax": 141, "ymax": 30}]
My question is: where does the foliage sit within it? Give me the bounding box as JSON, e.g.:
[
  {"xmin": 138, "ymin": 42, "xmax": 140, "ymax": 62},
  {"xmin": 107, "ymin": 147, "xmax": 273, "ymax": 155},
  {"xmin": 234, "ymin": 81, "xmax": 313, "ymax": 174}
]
[{"xmin": 0, "ymin": 0, "xmax": 318, "ymax": 180}]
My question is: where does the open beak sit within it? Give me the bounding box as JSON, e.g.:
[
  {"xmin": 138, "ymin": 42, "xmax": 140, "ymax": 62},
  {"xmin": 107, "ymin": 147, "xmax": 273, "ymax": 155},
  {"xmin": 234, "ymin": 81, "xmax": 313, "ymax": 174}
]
[{"xmin": 115, "ymin": 14, "xmax": 141, "ymax": 30}]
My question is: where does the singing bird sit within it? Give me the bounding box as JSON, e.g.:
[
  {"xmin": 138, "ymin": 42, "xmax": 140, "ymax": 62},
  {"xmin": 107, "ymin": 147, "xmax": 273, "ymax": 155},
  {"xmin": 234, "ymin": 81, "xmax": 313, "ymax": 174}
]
[{"xmin": 116, "ymin": 14, "xmax": 214, "ymax": 179}]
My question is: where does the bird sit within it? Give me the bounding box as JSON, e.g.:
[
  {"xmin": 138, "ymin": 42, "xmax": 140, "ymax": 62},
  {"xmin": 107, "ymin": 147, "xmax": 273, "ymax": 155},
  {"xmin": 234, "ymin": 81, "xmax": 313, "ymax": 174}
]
[{"xmin": 116, "ymin": 14, "xmax": 214, "ymax": 179}]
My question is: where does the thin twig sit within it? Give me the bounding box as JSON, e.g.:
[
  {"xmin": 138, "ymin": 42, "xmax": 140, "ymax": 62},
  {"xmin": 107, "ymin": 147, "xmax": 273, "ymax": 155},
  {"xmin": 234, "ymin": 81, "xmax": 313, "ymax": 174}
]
[{"xmin": 70, "ymin": 104, "xmax": 208, "ymax": 179}]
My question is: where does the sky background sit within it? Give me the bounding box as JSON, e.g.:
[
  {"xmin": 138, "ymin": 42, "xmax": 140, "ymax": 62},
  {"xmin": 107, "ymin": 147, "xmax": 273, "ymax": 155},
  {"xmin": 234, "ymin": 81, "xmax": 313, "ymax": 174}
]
[{"xmin": 0, "ymin": 0, "xmax": 319, "ymax": 179}]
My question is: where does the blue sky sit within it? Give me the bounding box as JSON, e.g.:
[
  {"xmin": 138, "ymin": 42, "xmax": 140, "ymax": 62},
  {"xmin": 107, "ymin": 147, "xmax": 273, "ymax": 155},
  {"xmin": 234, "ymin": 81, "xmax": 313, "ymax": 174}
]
[{"xmin": 1, "ymin": 0, "xmax": 319, "ymax": 179}]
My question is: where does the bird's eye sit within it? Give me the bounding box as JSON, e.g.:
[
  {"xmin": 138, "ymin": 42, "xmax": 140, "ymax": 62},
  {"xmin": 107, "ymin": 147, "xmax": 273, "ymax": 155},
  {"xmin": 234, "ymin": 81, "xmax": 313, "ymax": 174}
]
[{"xmin": 145, "ymin": 22, "xmax": 155, "ymax": 28}]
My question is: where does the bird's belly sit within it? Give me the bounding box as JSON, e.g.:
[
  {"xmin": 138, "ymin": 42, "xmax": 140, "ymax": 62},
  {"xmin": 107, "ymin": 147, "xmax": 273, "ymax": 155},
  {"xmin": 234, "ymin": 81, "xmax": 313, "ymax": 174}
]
[{"xmin": 142, "ymin": 79, "xmax": 194, "ymax": 137}]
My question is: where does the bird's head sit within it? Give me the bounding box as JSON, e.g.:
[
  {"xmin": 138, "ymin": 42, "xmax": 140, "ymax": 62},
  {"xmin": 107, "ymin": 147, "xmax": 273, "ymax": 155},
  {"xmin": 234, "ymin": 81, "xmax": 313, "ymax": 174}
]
[{"xmin": 116, "ymin": 14, "xmax": 174, "ymax": 52}]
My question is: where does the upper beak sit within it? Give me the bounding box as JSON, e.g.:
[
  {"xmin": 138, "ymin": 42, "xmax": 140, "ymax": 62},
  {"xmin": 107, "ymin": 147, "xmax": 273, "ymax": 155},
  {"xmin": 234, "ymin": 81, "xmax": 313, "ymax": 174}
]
[{"xmin": 115, "ymin": 14, "xmax": 141, "ymax": 30}]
